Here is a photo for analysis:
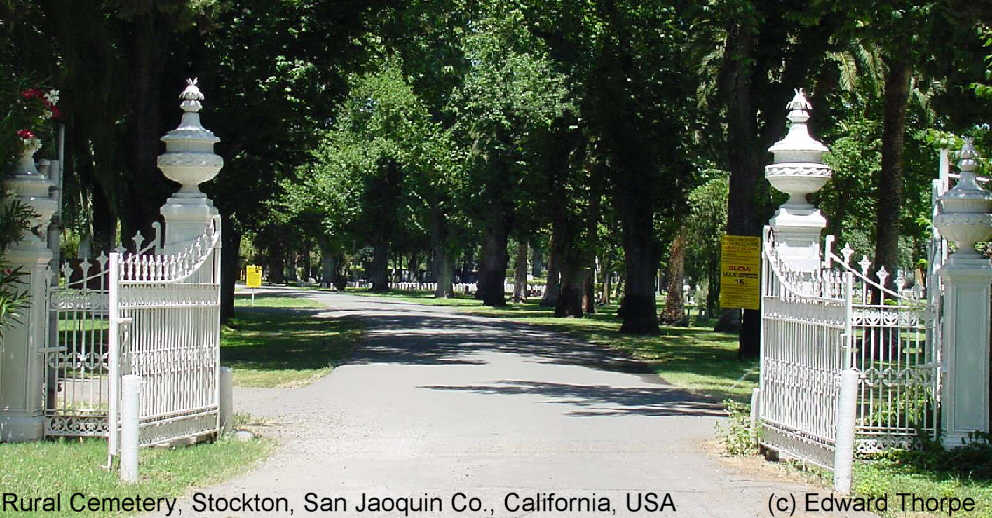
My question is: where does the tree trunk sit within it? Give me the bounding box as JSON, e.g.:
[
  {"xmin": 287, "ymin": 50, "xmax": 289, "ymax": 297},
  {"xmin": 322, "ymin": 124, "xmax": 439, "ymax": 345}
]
[
  {"xmin": 430, "ymin": 206, "xmax": 454, "ymax": 298},
  {"xmin": 706, "ymin": 257, "xmax": 720, "ymax": 317},
  {"xmin": 333, "ymin": 254, "xmax": 347, "ymax": 291},
  {"xmin": 320, "ymin": 251, "xmax": 334, "ymax": 287},
  {"xmin": 513, "ymin": 241, "xmax": 528, "ymax": 302},
  {"xmin": 873, "ymin": 56, "xmax": 912, "ymax": 298},
  {"xmin": 718, "ymin": 13, "xmax": 836, "ymax": 356},
  {"xmin": 370, "ymin": 242, "xmax": 389, "ymax": 291},
  {"xmin": 532, "ymin": 247, "xmax": 544, "ymax": 277},
  {"xmin": 286, "ymin": 250, "xmax": 298, "ymax": 282},
  {"xmin": 602, "ymin": 260, "xmax": 612, "ymax": 305},
  {"xmin": 478, "ymin": 222, "xmax": 510, "ymax": 307},
  {"xmin": 267, "ymin": 249, "xmax": 284, "ymax": 284},
  {"xmin": 720, "ymin": 21, "xmax": 763, "ymax": 357},
  {"xmin": 408, "ymin": 252, "xmax": 418, "ymax": 282},
  {"xmin": 540, "ymin": 223, "xmax": 562, "ymax": 307},
  {"xmin": 91, "ymin": 184, "xmax": 117, "ymax": 253},
  {"xmin": 555, "ymin": 262, "xmax": 589, "ymax": 317},
  {"xmin": 121, "ymin": 9, "xmax": 174, "ymax": 243},
  {"xmin": 301, "ymin": 246, "xmax": 312, "ymax": 282},
  {"xmin": 660, "ymin": 228, "xmax": 687, "ymax": 325},
  {"xmin": 220, "ymin": 214, "xmax": 241, "ymax": 324},
  {"xmin": 619, "ymin": 201, "xmax": 659, "ymax": 334},
  {"xmin": 434, "ymin": 251, "xmax": 454, "ymax": 298},
  {"xmin": 583, "ymin": 268, "xmax": 595, "ymax": 314}
]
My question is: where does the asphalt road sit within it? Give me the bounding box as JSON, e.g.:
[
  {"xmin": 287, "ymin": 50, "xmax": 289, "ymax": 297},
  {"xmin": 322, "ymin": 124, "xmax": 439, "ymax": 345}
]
[{"xmin": 159, "ymin": 289, "xmax": 872, "ymax": 518}]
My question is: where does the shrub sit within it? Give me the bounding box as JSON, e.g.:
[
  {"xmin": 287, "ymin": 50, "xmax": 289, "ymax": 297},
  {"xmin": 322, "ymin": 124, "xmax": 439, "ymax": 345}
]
[{"xmin": 717, "ymin": 399, "xmax": 758, "ymax": 456}]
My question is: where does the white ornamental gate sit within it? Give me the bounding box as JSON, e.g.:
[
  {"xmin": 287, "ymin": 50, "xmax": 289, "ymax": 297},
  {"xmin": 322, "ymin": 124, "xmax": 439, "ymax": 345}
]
[
  {"xmin": 44, "ymin": 217, "xmax": 222, "ymax": 456},
  {"xmin": 44, "ymin": 225, "xmax": 163, "ymax": 438},
  {"xmin": 758, "ymin": 226, "xmax": 938, "ymax": 469}
]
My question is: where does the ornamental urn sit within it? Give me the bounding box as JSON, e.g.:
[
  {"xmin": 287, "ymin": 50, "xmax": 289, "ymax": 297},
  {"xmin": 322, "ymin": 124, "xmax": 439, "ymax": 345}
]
[
  {"xmin": 765, "ymin": 89, "xmax": 832, "ymax": 208},
  {"xmin": 157, "ymin": 79, "xmax": 223, "ymax": 194},
  {"xmin": 934, "ymin": 139, "xmax": 992, "ymax": 260}
]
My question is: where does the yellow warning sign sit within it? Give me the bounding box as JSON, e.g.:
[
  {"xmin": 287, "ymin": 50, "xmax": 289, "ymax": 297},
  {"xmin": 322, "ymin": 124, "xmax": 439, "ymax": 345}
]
[
  {"xmin": 719, "ymin": 235, "xmax": 761, "ymax": 310},
  {"xmin": 245, "ymin": 265, "xmax": 263, "ymax": 288}
]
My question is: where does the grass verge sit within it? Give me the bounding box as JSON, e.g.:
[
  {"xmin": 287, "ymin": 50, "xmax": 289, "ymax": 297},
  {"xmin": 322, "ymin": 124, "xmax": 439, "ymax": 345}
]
[
  {"xmin": 716, "ymin": 399, "xmax": 992, "ymax": 518},
  {"xmin": 852, "ymin": 439, "xmax": 992, "ymax": 518},
  {"xmin": 349, "ymin": 289, "xmax": 755, "ymax": 400},
  {"xmin": 0, "ymin": 436, "xmax": 272, "ymax": 518},
  {"xmin": 222, "ymin": 292, "xmax": 364, "ymax": 387}
]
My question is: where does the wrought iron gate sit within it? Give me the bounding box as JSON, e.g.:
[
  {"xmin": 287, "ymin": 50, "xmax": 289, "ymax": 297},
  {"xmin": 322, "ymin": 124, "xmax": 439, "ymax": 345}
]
[
  {"xmin": 44, "ymin": 217, "xmax": 221, "ymax": 454},
  {"xmin": 44, "ymin": 226, "xmax": 162, "ymax": 438},
  {"xmin": 758, "ymin": 227, "xmax": 938, "ymax": 468}
]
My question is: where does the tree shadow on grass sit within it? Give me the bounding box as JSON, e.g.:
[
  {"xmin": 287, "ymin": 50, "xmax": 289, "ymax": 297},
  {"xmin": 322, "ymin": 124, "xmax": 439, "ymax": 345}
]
[{"xmin": 221, "ymin": 306, "xmax": 364, "ymax": 374}]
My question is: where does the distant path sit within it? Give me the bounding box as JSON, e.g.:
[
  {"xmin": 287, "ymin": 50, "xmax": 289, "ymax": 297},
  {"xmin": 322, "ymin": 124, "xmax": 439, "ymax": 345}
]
[{"xmin": 160, "ymin": 288, "xmax": 870, "ymax": 517}]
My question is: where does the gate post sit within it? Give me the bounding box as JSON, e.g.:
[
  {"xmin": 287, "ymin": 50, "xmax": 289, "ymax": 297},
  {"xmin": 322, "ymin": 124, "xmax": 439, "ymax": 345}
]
[
  {"xmin": 0, "ymin": 136, "xmax": 57, "ymax": 442},
  {"xmin": 934, "ymin": 139, "xmax": 992, "ymax": 448},
  {"xmin": 157, "ymin": 79, "xmax": 223, "ymax": 270}
]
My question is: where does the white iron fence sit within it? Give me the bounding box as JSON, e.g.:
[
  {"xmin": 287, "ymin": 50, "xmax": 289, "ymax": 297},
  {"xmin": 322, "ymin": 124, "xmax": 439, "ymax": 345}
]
[
  {"xmin": 758, "ymin": 226, "xmax": 938, "ymax": 469},
  {"xmin": 44, "ymin": 224, "xmax": 163, "ymax": 437},
  {"xmin": 44, "ymin": 217, "xmax": 222, "ymax": 461}
]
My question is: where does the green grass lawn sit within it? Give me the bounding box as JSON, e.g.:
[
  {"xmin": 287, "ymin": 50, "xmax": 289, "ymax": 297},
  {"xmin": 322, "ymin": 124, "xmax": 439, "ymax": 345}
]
[
  {"xmin": 350, "ymin": 289, "xmax": 756, "ymax": 400},
  {"xmin": 850, "ymin": 443, "xmax": 992, "ymax": 518},
  {"xmin": 0, "ymin": 436, "xmax": 271, "ymax": 518},
  {"xmin": 222, "ymin": 293, "xmax": 364, "ymax": 387},
  {"xmin": 854, "ymin": 462, "xmax": 992, "ymax": 517}
]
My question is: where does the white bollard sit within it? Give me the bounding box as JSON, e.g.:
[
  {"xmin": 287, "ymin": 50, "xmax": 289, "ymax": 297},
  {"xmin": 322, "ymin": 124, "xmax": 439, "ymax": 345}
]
[
  {"xmin": 833, "ymin": 368, "xmax": 859, "ymax": 494},
  {"xmin": 220, "ymin": 367, "xmax": 234, "ymax": 434},
  {"xmin": 121, "ymin": 375, "xmax": 141, "ymax": 483}
]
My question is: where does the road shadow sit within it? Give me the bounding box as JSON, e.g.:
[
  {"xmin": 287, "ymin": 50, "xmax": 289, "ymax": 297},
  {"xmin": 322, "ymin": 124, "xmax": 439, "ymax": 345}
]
[
  {"xmin": 419, "ymin": 380, "xmax": 725, "ymax": 417},
  {"xmin": 312, "ymin": 298, "xmax": 729, "ymax": 417},
  {"xmin": 328, "ymin": 308, "xmax": 655, "ymax": 375}
]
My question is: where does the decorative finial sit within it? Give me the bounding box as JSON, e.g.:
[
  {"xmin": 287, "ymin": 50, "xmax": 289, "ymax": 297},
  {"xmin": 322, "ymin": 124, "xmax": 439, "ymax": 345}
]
[
  {"xmin": 958, "ymin": 137, "xmax": 978, "ymax": 173},
  {"xmin": 158, "ymin": 77, "xmax": 223, "ymax": 196},
  {"xmin": 785, "ymin": 88, "xmax": 812, "ymax": 125},
  {"xmin": 180, "ymin": 78, "xmax": 204, "ymax": 113},
  {"xmin": 786, "ymin": 89, "xmax": 812, "ymax": 111}
]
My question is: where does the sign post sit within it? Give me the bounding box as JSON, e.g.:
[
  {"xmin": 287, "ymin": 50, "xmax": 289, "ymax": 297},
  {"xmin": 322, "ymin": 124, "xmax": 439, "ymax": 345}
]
[
  {"xmin": 719, "ymin": 235, "xmax": 761, "ymax": 311},
  {"xmin": 245, "ymin": 265, "xmax": 262, "ymax": 306}
]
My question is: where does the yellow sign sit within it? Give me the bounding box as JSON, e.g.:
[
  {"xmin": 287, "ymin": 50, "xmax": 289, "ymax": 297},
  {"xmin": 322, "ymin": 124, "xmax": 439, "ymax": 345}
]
[
  {"xmin": 245, "ymin": 265, "xmax": 263, "ymax": 288},
  {"xmin": 719, "ymin": 235, "xmax": 761, "ymax": 310}
]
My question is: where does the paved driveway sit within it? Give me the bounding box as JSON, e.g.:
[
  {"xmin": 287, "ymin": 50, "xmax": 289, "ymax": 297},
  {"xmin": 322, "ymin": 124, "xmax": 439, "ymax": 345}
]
[{"xmin": 163, "ymin": 289, "xmax": 869, "ymax": 517}]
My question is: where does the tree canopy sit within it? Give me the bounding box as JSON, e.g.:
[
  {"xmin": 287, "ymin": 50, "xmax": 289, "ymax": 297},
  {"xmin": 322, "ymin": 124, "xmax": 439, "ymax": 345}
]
[{"xmin": 2, "ymin": 0, "xmax": 990, "ymax": 355}]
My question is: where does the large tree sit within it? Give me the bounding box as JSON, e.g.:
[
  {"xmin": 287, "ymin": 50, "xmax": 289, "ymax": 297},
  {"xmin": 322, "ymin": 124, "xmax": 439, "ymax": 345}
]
[
  {"xmin": 522, "ymin": 0, "xmax": 705, "ymax": 333},
  {"xmin": 448, "ymin": 8, "xmax": 571, "ymax": 306},
  {"xmin": 715, "ymin": 0, "xmax": 845, "ymax": 357}
]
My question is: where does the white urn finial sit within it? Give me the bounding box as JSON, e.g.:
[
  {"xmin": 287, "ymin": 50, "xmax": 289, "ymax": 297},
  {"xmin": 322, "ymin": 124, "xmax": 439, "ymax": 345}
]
[
  {"xmin": 934, "ymin": 139, "xmax": 992, "ymax": 262},
  {"xmin": 764, "ymin": 87, "xmax": 832, "ymax": 271},
  {"xmin": 157, "ymin": 78, "xmax": 223, "ymax": 195},
  {"xmin": 766, "ymin": 88, "xmax": 831, "ymax": 207}
]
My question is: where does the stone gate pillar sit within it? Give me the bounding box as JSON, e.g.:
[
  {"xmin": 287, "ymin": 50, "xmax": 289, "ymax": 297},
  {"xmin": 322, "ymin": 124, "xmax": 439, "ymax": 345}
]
[
  {"xmin": 765, "ymin": 89, "xmax": 832, "ymax": 271},
  {"xmin": 0, "ymin": 136, "xmax": 57, "ymax": 442},
  {"xmin": 934, "ymin": 139, "xmax": 992, "ymax": 447},
  {"xmin": 158, "ymin": 79, "xmax": 223, "ymax": 268}
]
